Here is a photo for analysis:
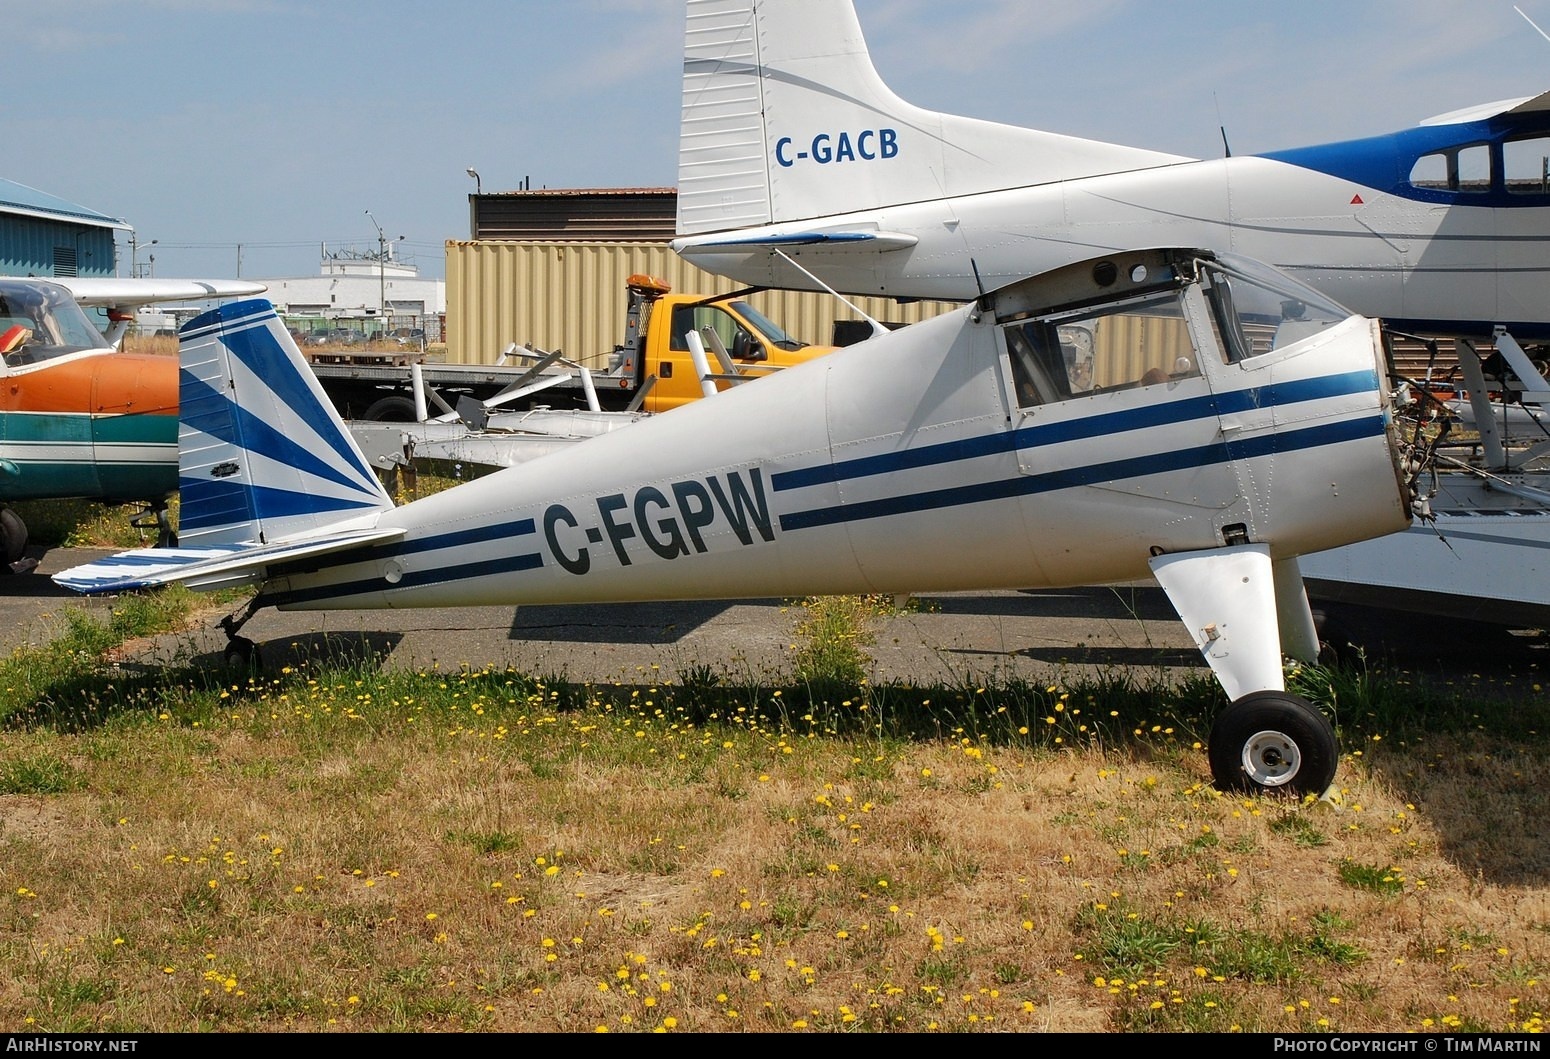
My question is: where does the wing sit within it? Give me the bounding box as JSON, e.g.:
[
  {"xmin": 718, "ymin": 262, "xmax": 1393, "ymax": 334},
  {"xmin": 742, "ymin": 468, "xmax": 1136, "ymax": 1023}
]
[
  {"xmin": 53, "ymin": 277, "xmax": 268, "ymax": 310},
  {"xmin": 1419, "ymin": 89, "xmax": 1550, "ymax": 126}
]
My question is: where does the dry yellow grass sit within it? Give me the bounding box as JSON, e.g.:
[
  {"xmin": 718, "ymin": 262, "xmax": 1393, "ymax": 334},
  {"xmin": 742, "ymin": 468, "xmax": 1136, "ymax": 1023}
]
[{"xmin": 0, "ymin": 625, "xmax": 1546, "ymax": 1034}]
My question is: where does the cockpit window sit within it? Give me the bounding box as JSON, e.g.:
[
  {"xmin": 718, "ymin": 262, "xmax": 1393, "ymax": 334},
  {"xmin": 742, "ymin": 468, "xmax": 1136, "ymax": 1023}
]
[
  {"xmin": 0, "ymin": 281, "xmax": 113, "ymax": 366},
  {"xmin": 1503, "ymin": 134, "xmax": 1550, "ymax": 195}
]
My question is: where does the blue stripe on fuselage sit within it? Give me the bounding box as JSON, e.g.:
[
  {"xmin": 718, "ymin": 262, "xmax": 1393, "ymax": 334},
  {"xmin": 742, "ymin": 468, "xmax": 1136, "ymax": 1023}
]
[
  {"xmin": 264, "ymin": 550, "xmax": 545, "ymax": 608},
  {"xmin": 258, "ymin": 385, "xmax": 1386, "ymax": 599},
  {"xmin": 260, "ymin": 518, "xmax": 543, "ymax": 606},
  {"xmin": 778, "ymin": 416, "xmax": 1385, "ymax": 532},
  {"xmin": 266, "ymin": 517, "xmax": 538, "ymax": 577},
  {"xmin": 772, "ymin": 371, "xmax": 1378, "ymax": 493}
]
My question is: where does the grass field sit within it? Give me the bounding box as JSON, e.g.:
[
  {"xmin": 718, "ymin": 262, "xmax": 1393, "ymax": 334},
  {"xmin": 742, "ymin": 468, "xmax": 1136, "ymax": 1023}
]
[{"xmin": 0, "ymin": 573, "xmax": 1546, "ymax": 1034}]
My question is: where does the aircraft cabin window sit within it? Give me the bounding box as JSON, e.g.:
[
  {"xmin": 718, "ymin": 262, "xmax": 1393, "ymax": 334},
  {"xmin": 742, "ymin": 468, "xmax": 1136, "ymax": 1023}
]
[
  {"xmin": 0, "ymin": 282, "xmax": 113, "ymax": 365},
  {"xmin": 1408, "ymin": 143, "xmax": 1491, "ymax": 194},
  {"xmin": 1457, "ymin": 144, "xmax": 1491, "ymax": 193},
  {"xmin": 1504, "ymin": 135, "xmax": 1550, "ymax": 195},
  {"xmin": 1408, "ymin": 152, "xmax": 1450, "ymax": 191},
  {"xmin": 1002, "ymin": 289, "xmax": 1201, "ymax": 407}
]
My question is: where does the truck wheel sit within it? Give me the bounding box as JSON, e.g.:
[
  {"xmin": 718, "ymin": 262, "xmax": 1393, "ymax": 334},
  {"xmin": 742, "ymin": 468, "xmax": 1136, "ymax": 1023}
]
[{"xmin": 360, "ymin": 397, "xmax": 417, "ymax": 422}]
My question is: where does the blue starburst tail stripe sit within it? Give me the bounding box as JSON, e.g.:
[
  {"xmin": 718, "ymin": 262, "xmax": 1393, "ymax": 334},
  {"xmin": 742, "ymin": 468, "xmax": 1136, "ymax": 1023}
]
[{"xmin": 177, "ymin": 299, "xmax": 393, "ymax": 546}]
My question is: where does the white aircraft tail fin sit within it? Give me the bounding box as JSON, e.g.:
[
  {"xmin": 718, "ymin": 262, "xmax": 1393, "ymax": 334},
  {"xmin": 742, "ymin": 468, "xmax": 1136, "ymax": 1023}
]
[
  {"xmin": 53, "ymin": 299, "xmax": 402, "ymax": 596},
  {"xmin": 176, "ymin": 298, "xmax": 395, "ymax": 547},
  {"xmin": 677, "ymin": 0, "xmax": 1190, "ymax": 237}
]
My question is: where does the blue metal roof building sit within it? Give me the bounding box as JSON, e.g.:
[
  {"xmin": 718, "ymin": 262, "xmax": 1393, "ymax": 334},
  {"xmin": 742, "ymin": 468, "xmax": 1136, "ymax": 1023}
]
[{"xmin": 0, "ymin": 177, "xmax": 128, "ymax": 278}]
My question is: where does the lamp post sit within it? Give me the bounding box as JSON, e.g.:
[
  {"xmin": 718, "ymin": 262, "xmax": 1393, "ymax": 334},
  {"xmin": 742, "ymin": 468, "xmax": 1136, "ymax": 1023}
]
[
  {"xmin": 363, "ymin": 210, "xmax": 404, "ymax": 324},
  {"xmin": 128, "ymin": 234, "xmax": 157, "ymax": 278},
  {"xmin": 466, "ymin": 169, "xmax": 482, "ymax": 238}
]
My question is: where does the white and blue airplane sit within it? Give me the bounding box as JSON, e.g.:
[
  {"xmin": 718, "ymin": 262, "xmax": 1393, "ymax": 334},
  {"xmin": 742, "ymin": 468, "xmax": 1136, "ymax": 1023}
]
[
  {"xmin": 55, "ymin": 246, "xmax": 1421, "ymax": 797},
  {"xmin": 672, "ymin": 0, "xmax": 1550, "ymax": 632},
  {"xmin": 673, "ymin": 0, "xmax": 1550, "ymax": 342}
]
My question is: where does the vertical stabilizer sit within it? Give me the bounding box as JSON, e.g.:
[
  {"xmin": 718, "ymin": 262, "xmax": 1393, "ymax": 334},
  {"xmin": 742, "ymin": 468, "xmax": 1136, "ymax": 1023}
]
[
  {"xmin": 177, "ymin": 299, "xmax": 394, "ymax": 547},
  {"xmin": 677, "ymin": 0, "xmax": 1192, "ymax": 236}
]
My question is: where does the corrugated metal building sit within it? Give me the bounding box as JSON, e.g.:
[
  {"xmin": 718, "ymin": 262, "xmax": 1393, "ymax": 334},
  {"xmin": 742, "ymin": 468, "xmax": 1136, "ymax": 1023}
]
[
  {"xmin": 0, "ymin": 177, "xmax": 127, "ymax": 278},
  {"xmin": 449, "ymin": 187, "xmax": 961, "ymax": 366}
]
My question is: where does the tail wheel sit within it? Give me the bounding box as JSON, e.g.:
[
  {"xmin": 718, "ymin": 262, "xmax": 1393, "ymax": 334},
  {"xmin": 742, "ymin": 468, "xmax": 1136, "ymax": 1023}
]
[
  {"xmin": 0, "ymin": 508, "xmax": 27, "ymax": 567},
  {"xmin": 223, "ymin": 636, "xmax": 262, "ymax": 670},
  {"xmin": 1208, "ymin": 691, "xmax": 1338, "ymax": 796}
]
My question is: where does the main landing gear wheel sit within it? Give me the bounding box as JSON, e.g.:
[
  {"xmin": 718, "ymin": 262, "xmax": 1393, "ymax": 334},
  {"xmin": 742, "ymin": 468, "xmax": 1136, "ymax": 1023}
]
[
  {"xmin": 0, "ymin": 508, "xmax": 27, "ymax": 568},
  {"xmin": 1208, "ymin": 691, "xmax": 1338, "ymax": 796}
]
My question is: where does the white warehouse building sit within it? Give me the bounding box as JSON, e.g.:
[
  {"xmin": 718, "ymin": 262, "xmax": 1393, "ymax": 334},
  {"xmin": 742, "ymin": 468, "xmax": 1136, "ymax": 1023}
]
[{"xmin": 254, "ymin": 247, "xmax": 446, "ymax": 340}]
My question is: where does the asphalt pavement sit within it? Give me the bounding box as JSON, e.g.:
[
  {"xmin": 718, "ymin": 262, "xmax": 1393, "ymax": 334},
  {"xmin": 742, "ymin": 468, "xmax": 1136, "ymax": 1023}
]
[{"xmin": 3, "ymin": 545, "xmax": 1543, "ymax": 700}]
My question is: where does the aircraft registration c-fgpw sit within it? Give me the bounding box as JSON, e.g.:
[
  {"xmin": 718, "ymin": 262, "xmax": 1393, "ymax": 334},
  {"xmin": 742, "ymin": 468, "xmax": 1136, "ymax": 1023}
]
[
  {"xmin": 673, "ymin": 0, "xmax": 1550, "ymax": 342},
  {"xmin": 57, "ymin": 247, "xmax": 1427, "ymax": 797}
]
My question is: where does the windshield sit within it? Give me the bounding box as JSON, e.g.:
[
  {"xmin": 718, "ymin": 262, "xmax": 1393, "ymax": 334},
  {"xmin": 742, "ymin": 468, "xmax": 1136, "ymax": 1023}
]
[
  {"xmin": 0, "ymin": 280, "xmax": 114, "ymax": 365},
  {"xmin": 1200, "ymin": 253, "xmax": 1356, "ymax": 362}
]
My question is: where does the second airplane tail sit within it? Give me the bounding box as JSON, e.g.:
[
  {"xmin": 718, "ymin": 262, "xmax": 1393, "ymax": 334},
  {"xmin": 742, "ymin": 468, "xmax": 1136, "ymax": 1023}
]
[{"xmin": 676, "ymin": 0, "xmax": 1190, "ymax": 238}]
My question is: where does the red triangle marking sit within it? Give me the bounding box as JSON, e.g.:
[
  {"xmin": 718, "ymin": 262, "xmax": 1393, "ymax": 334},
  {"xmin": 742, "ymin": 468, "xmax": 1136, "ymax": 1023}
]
[{"xmin": 1350, "ymin": 194, "xmax": 1364, "ymax": 205}]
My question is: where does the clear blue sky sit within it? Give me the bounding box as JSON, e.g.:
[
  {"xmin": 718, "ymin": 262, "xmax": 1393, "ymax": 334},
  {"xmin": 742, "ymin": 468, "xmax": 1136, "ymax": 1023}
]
[{"xmin": 8, "ymin": 0, "xmax": 1550, "ymax": 282}]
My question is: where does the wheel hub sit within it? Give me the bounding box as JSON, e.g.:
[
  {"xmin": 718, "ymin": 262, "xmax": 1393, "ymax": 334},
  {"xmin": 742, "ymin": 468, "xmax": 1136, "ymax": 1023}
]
[{"xmin": 1241, "ymin": 730, "xmax": 1301, "ymax": 786}]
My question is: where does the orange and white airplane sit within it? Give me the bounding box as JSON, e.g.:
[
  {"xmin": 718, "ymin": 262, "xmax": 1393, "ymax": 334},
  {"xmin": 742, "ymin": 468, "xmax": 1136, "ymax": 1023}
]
[{"xmin": 0, "ymin": 276, "xmax": 263, "ymax": 569}]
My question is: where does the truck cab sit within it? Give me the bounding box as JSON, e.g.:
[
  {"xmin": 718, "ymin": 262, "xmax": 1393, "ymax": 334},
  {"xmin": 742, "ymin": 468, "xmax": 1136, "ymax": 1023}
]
[{"xmin": 621, "ymin": 275, "xmax": 839, "ymax": 413}]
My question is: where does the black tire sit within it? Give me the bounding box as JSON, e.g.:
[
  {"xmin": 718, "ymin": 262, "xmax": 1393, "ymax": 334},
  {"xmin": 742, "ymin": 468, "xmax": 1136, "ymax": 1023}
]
[
  {"xmin": 0, "ymin": 508, "xmax": 26, "ymax": 567},
  {"xmin": 223, "ymin": 637, "xmax": 262, "ymax": 670},
  {"xmin": 360, "ymin": 396, "xmax": 418, "ymax": 423},
  {"xmin": 1208, "ymin": 691, "xmax": 1338, "ymax": 796}
]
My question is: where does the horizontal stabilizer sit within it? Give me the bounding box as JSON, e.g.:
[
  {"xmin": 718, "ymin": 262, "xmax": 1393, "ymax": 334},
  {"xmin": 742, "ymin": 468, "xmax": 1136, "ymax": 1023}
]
[{"xmin": 53, "ymin": 527, "xmax": 406, "ymax": 596}]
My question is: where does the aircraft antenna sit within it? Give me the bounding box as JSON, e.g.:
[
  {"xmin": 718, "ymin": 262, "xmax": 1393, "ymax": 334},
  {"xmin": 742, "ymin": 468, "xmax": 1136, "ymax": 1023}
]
[
  {"xmin": 1214, "ymin": 92, "xmax": 1232, "ymax": 157},
  {"xmin": 970, "ymin": 258, "xmax": 992, "ymax": 313},
  {"xmin": 772, "ymin": 249, "xmax": 889, "ymax": 338},
  {"xmin": 1516, "ymin": 5, "xmax": 1550, "ymax": 42}
]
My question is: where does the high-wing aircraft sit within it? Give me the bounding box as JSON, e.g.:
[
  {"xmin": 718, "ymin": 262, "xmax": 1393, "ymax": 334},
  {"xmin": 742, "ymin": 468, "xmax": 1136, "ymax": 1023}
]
[
  {"xmin": 55, "ymin": 247, "xmax": 1425, "ymax": 797},
  {"xmin": 672, "ymin": 0, "xmax": 1550, "ymax": 631},
  {"xmin": 0, "ymin": 276, "xmax": 264, "ymax": 568},
  {"xmin": 57, "ymin": 277, "xmax": 267, "ymax": 348},
  {"xmin": 673, "ymin": 0, "xmax": 1550, "ymax": 343}
]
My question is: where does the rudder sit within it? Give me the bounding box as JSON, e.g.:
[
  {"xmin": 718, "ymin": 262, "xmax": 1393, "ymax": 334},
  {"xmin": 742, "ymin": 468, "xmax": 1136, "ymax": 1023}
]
[
  {"xmin": 176, "ymin": 300, "xmax": 394, "ymax": 547},
  {"xmin": 677, "ymin": 0, "xmax": 1190, "ymax": 236}
]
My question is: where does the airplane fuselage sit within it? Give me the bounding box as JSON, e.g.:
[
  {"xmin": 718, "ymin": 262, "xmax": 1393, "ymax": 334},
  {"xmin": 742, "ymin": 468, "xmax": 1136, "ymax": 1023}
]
[
  {"xmin": 244, "ymin": 252, "xmax": 1412, "ymax": 614},
  {"xmin": 674, "ymin": 5, "xmax": 1550, "ymax": 342},
  {"xmin": 0, "ymin": 350, "xmax": 178, "ymax": 504},
  {"xmin": 679, "ymin": 126, "xmax": 1550, "ymax": 339}
]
